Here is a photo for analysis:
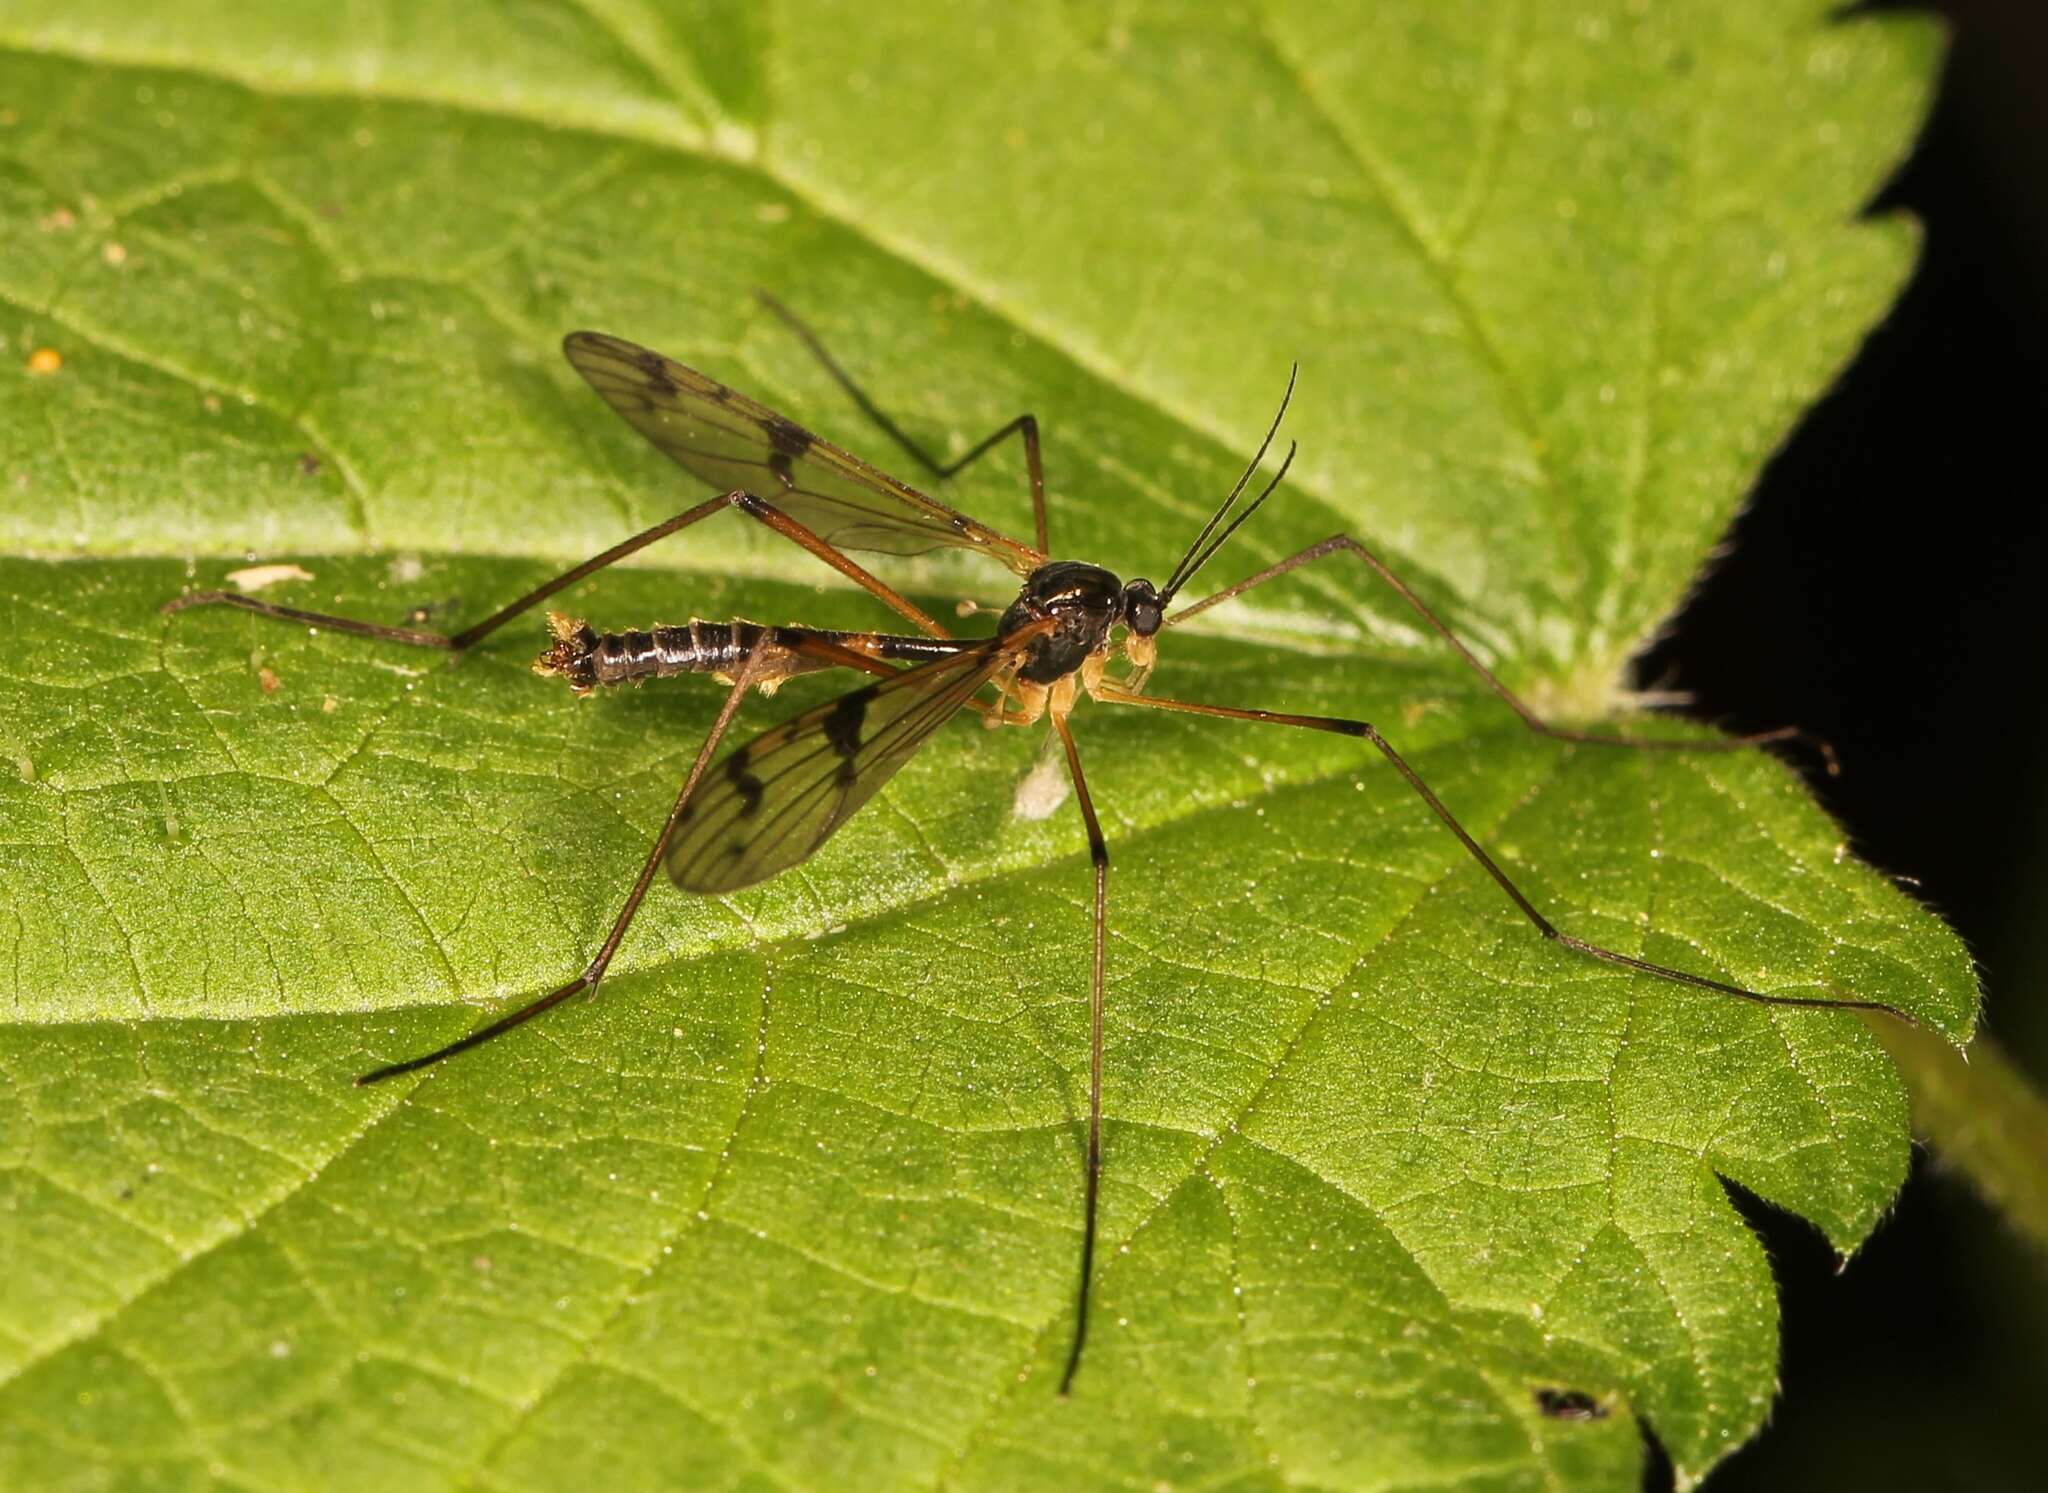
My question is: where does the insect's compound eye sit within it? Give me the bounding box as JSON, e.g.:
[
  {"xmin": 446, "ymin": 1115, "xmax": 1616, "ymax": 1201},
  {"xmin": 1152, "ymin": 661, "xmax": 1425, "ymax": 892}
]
[{"xmin": 1122, "ymin": 579, "xmax": 1164, "ymax": 637}]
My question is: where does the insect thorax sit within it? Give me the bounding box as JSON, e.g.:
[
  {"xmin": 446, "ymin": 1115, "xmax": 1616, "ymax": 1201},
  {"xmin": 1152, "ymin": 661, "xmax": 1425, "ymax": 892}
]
[{"xmin": 1001, "ymin": 561, "xmax": 1124, "ymax": 685}]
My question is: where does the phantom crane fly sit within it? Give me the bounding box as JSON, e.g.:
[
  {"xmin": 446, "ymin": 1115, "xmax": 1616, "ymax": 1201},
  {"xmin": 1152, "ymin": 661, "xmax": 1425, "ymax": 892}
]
[{"xmin": 165, "ymin": 296, "xmax": 1897, "ymax": 1396}]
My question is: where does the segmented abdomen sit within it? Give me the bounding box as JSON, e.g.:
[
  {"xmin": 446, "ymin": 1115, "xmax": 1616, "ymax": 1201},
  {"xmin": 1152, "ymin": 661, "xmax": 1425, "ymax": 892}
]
[
  {"xmin": 596, "ymin": 619, "xmax": 776, "ymax": 685},
  {"xmin": 537, "ymin": 617, "xmax": 812, "ymax": 693}
]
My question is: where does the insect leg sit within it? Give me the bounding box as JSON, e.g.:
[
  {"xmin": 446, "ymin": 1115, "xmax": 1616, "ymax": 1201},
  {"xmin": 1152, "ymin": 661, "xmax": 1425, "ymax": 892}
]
[
  {"xmin": 1167, "ymin": 535, "xmax": 1836, "ymax": 771},
  {"xmin": 163, "ymin": 495, "xmax": 731, "ymax": 649},
  {"xmin": 355, "ymin": 635, "xmax": 775, "ymax": 1084},
  {"xmin": 1050, "ymin": 712, "xmax": 1108, "ymax": 1397},
  {"xmin": 1096, "ymin": 685, "xmax": 1908, "ymax": 1020},
  {"xmin": 731, "ymin": 492, "xmax": 948, "ymax": 636},
  {"xmin": 164, "ymin": 487, "xmax": 954, "ymax": 646},
  {"xmin": 756, "ymin": 292, "xmax": 1051, "ymax": 555}
]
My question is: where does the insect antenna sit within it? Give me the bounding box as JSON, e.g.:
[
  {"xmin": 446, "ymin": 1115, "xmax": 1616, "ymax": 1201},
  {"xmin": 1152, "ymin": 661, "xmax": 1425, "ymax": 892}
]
[
  {"xmin": 1162, "ymin": 440, "xmax": 1297, "ymax": 604},
  {"xmin": 1160, "ymin": 364, "xmax": 1299, "ymax": 604}
]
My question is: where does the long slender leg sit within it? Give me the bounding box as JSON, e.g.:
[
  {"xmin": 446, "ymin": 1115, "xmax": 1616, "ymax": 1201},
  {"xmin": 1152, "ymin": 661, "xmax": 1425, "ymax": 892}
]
[
  {"xmin": 730, "ymin": 493, "xmax": 947, "ymax": 636},
  {"xmin": 357, "ymin": 635, "xmax": 776, "ymax": 1084},
  {"xmin": 1050, "ymin": 712, "xmax": 1109, "ymax": 1396},
  {"xmin": 757, "ymin": 291, "xmax": 1051, "ymax": 554},
  {"xmin": 164, "ymin": 488, "xmax": 952, "ymax": 645},
  {"xmin": 1097, "ymin": 685, "xmax": 1907, "ymax": 1019},
  {"xmin": 1168, "ymin": 535, "xmax": 1835, "ymax": 771},
  {"xmin": 164, "ymin": 495, "xmax": 727, "ymax": 649}
]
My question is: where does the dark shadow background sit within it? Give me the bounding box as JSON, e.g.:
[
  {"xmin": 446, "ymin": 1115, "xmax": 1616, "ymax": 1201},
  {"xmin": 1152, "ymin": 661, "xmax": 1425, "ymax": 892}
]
[{"xmin": 1639, "ymin": 2, "xmax": 2048, "ymax": 1486}]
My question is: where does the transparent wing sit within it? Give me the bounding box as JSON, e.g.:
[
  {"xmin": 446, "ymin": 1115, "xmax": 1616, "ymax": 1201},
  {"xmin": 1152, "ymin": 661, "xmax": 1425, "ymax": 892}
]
[
  {"xmin": 564, "ymin": 331, "xmax": 1042, "ymax": 574},
  {"xmin": 668, "ymin": 637, "xmax": 1016, "ymax": 894}
]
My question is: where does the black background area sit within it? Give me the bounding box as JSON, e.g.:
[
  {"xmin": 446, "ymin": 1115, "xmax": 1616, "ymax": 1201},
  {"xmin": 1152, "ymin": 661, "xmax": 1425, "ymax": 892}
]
[{"xmin": 1637, "ymin": 3, "xmax": 2048, "ymax": 1488}]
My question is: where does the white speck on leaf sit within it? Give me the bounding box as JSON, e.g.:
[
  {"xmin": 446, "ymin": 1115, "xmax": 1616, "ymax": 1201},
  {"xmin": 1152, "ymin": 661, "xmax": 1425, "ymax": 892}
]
[{"xmin": 225, "ymin": 562, "xmax": 314, "ymax": 593}]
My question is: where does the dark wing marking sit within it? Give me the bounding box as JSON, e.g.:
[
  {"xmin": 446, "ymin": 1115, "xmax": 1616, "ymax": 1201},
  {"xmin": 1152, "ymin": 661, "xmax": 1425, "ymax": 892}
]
[
  {"xmin": 564, "ymin": 331, "xmax": 1043, "ymax": 574},
  {"xmin": 668, "ymin": 637, "xmax": 1016, "ymax": 894}
]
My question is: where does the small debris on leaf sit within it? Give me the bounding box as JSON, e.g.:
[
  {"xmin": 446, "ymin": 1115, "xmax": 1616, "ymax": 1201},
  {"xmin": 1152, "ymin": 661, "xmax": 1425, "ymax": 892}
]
[
  {"xmin": 225, "ymin": 562, "xmax": 314, "ymax": 593},
  {"xmin": 1533, "ymin": 1387, "xmax": 1609, "ymax": 1421}
]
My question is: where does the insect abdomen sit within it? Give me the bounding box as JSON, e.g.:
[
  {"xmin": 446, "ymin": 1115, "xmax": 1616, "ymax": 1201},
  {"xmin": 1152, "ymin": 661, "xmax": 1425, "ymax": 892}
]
[
  {"xmin": 536, "ymin": 616, "xmax": 810, "ymax": 693},
  {"xmin": 535, "ymin": 614, "xmax": 967, "ymax": 695},
  {"xmin": 598, "ymin": 621, "xmax": 747, "ymax": 685}
]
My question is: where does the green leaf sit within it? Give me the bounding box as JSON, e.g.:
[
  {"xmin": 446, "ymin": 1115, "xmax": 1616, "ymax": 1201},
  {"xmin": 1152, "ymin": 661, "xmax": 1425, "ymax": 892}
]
[{"xmin": 0, "ymin": 4, "xmax": 1975, "ymax": 1490}]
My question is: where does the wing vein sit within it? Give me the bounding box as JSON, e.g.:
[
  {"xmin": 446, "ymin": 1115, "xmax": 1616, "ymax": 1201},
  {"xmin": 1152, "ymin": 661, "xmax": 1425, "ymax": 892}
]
[
  {"xmin": 565, "ymin": 332, "xmax": 1043, "ymax": 571},
  {"xmin": 666, "ymin": 639, "xmax": 1017, "ymax": 893}
]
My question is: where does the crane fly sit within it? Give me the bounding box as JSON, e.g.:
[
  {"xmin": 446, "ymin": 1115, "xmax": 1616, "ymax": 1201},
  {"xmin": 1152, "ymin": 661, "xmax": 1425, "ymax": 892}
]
[{"xmin": 164, "ymin": 295, "xmax": 1900, "ymax": 1397}]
